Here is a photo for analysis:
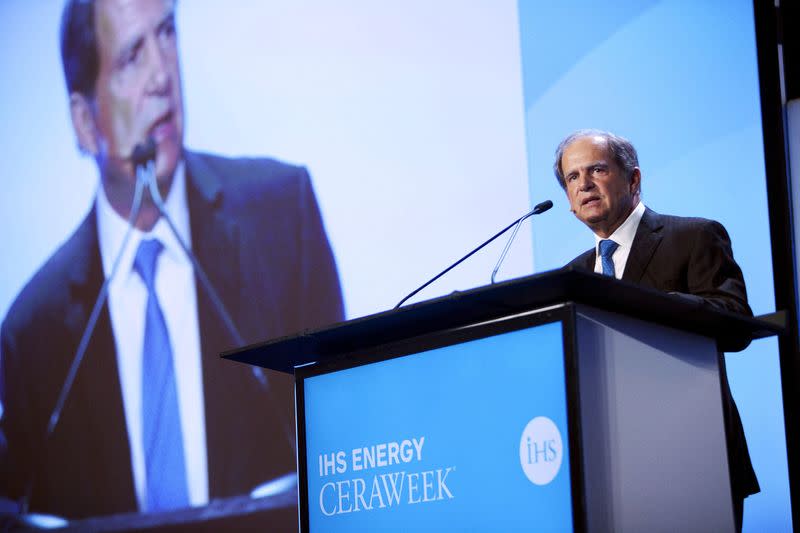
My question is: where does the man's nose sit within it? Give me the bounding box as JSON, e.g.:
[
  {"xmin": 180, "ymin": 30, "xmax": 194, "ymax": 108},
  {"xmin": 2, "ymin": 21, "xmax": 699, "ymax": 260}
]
[
  {"xmin": 577, "ymin": 172, "xmax": 595, "ymax": 190},
  {"xmin": 145, "ymin": 40, "xmax": 171, "ymax": 96}
]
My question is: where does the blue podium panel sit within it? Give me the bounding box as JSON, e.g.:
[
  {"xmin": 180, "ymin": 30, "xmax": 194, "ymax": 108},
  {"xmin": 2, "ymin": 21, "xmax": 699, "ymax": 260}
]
[{"xmin": 299, "ymin": 317, "xmax": 580, "ymax": 532}]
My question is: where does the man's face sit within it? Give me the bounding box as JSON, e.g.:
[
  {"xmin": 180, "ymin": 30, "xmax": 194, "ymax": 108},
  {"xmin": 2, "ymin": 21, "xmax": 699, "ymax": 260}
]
[
  {"xmin": 87, "ymin": 0, "xmax": 184, "ymax": 185},
  {"xmin": 560, "ymin": 136, "xmax": 640, "ymax": 238}
]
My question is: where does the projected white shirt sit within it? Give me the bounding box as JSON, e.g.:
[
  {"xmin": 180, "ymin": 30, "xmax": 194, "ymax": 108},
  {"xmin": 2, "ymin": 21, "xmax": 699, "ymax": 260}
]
[
  {"xmin": 96, "ymin": 162, "xmax": 209, "ymax": 509},
  {"xmin": 592, "ymin": 201, "xmax": 645, "ymax": 279}
]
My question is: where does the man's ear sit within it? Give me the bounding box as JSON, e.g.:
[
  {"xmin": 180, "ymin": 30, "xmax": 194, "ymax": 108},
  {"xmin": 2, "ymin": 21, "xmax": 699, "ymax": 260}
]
[
  {"xmin": 69, "ymin": 92, "xmax": 99, "ymax": 156},
  {"xmin": 629, "ymin": 167, "xmax": 642, "ymax": 196}
]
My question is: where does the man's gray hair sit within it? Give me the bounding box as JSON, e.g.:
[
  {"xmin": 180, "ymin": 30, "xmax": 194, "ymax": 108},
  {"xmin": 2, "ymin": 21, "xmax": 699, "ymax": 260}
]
[{"xmin": 553, "ymin": 129, "xmax": 639, "ymax": 189}]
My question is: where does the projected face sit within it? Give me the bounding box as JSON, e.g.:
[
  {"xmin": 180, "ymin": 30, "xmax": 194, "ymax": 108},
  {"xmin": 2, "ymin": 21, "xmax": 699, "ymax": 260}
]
[
  {"xmin": 561, "ymin": 136, "xmax": 640, "ymax": 238},
  {"xmin": 82, "ymin": 0, "xmax": 184, "ymax": 191}
]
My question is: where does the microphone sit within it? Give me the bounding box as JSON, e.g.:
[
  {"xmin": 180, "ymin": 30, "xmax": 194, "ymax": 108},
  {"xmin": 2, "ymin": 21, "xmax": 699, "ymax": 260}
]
[
  {"xmin": 532, "ymin": 199, "xmax": 554, "ymax": 215},
  {"xmin": 394, "ymin": 199, "xmax": 553, "ymax": 309},
  {"xmin": 131, "ymin": 137, "xmax": 156, "ymax": 169}
]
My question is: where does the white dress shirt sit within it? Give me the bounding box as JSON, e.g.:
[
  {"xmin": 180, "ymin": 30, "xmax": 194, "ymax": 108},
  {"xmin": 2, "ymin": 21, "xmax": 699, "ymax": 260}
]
[
  {"xmin": 96, "ymin": 163, "xmax": 209, "ymax": 509},
  {"xmin": 592, "ymin": 201, "xmax": 646, "ymax": 279}
]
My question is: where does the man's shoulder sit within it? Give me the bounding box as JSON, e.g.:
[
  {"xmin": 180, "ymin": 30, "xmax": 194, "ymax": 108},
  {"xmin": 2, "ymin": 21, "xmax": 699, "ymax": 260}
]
[
  {"xmin": 2, "ymin": 213, "xmax": 97, "ymax": 342},
  {"xmin": 185, "ymin": 150, "xmax": 310, "ymax": 194},
  {"xmin": 183, "ymin": 150, "xmax": 324, "ymax": 240},
  {"xmin": 644, "ymin": 209, "xmax": 730, "ymax": 241},
  {"xmin": 183, "ymin": 150, "xmax": 318, "ymax": 220},
  {"xmin": 645, "ymin": 208, "xmax": 724, "ymax": 231}
]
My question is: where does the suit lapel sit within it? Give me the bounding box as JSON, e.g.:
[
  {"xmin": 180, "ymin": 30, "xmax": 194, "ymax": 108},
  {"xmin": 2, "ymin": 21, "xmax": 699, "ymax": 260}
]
[
  {"xmin": 185, "ymin": 152, "xmax": 255, "ymax": 498},
  {"xmin": 185, "ymin": 153, "xmax": 297, "ymax": 497},
  {"xmin": 621, "ymin": 208, "xmax": 664, "ymax": 284},
  {"xmin": 60, "ymin": 211, "xmax": 137, "ymax": 514},
  {"xmin": 184, "ymin": 151, "xmax": 242, "ymax": 353},
  {"xmin": 579, "ymin": 249, "xmax": 595, "ymax": 270}
]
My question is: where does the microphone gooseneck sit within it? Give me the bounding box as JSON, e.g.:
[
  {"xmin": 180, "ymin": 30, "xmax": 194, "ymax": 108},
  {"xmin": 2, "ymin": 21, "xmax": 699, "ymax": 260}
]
[
  {"xmin": 394, "ymin": 199, "xmax": 553, "ymax": 309},
  {"xmin": 136, "ymin": 152, "xmax": 245, "ymax": 349},
  {"xmin": 46, "ymin": 177, "xmax": 146, "ymax": 436},
  {"xmin": 23, "ymin": 149, "xmax": 150, "ymax": 516},
  {"xmin": 490, "ymin": 200, "xmax": 553, "ymax": 284},
  {"xmin": 135, "ymin": 145, "xmax": 295, "ymax": 455}
]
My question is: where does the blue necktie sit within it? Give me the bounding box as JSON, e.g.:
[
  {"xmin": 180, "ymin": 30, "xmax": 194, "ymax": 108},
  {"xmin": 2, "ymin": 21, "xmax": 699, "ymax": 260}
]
[
  {"xmin": 599, "ymin": 239, "xmax": 619, "ymax": 278},
  {"xmin": 134, "ymin": 239, "xmax": 189, "ymax": 512}
]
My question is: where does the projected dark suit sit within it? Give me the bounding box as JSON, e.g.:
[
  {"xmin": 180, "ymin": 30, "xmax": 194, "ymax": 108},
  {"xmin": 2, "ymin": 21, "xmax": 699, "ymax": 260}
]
[
  {"xmin": 0, "ymin": 151, "xmax": 344, "ymax": 519},
  {"xmin": 567, "ymin": 207, "xmax": 759, "ymax": 503}
]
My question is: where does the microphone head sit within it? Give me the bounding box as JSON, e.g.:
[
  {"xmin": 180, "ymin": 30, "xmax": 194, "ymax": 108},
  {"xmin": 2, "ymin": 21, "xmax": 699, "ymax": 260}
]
[
  {"xmin": 130, "ymin": 137, "xmax": 157, "ymax": 168},
  {"xmin": 533, "ymin": 199, "xmax": 553, "ymax": 214}
]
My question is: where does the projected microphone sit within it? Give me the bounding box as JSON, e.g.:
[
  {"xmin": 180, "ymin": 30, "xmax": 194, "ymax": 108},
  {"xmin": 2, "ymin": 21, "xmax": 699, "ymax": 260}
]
[
  {"xmin": 131, "ymin": 136, "xmax": 157, "ymax": 168},
  {"xmin": 131, "ymin": 138, "xmax": 247, "ymax": 349},
  {"xmin": 132, "ymin": 136, "xmax": 157, "ymax": 204},
  {"xmin": 130, "ymin": 139, "xmax": 295, "ymax": 452},
  {"xmin": 394, "ymin": 199, "xmax": 554, "ymax": 309}
]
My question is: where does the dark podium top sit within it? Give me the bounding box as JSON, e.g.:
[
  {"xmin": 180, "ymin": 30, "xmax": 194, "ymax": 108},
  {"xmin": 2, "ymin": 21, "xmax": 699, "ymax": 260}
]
[{"xmin": 224, "ymin": 268, "xmax": 781, "ymax": 373}]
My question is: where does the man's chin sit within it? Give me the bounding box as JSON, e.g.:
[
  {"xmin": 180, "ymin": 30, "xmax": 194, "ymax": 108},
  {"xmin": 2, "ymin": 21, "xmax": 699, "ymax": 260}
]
[
  {"xmin": 153, "ymin": 143, "xmax": 182, "ymax": 183},
  {"xmin": 578, "ymin": 211, "xmax": 607, "ymax": 226}
]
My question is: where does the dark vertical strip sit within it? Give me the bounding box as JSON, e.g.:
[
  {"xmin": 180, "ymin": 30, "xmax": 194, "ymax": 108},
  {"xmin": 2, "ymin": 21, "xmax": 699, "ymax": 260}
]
[
  {"xmin": 294, "ymin": 374, "xmax": 309, "ymax": 533},
  {"xmin": 752, "ymin": 0, "xmax": 800, "ymax": 526},
  {"xmin": 780, "ymin": 1, "xmax": 800, "ymax": 101},
  {"xmin": 562, "ymin": 306, "xmax": 587, "ymax": 533}
]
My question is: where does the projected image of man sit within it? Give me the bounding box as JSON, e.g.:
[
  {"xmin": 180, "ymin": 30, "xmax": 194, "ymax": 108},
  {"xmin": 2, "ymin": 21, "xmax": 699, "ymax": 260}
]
[
  {"xmin": 555, "ymin": 129, "xmax": 758, "ymax": 531},
  {"xmin": 0, "ymin": 0, "xmax": 344, "ymax": 520}
]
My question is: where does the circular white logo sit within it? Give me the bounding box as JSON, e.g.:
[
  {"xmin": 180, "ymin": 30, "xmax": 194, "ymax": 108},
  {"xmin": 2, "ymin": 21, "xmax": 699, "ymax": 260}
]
[{"xmin": 519, "ymin": 416, "xmax": 563, "ymax": 485}]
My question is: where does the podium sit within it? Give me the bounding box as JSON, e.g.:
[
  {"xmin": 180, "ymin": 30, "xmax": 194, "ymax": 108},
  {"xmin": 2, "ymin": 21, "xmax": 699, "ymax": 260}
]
[{"xmin": 225, "ymin": 268, "xmax": 779, "ymax": 532}]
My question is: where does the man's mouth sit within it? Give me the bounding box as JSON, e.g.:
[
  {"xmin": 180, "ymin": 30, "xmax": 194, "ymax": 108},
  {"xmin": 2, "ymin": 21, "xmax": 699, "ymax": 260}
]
[
  {"xmin": 148, "ymin": 110, "xmax": 175, "ymax": 142},
  {"xmin": 581, "ymin": 196, "xmax": 601, "ymax": 207}
]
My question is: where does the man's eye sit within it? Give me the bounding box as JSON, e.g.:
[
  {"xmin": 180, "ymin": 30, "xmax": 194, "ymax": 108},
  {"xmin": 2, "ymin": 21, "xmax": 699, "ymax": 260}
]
[
  {"xmin": 159, "ymin": 16, "xmax": 177, "ymax": 40},
  {"xmin": 162, "ymin": 21, "xmax": 176, "ymax": 38},
  {"xmin": 119, "ymin": 44, "xmax": 142, "ymax": 69}
]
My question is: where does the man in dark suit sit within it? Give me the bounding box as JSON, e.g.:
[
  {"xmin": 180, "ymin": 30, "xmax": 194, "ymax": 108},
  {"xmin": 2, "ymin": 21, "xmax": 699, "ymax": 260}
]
[
  {"xmin": 0, "ymin": 0, "xmax": 343, "ymax": 520},
  {"xmin": 556, "ymin": 129, "xmax": 758, "ymax": 530}
]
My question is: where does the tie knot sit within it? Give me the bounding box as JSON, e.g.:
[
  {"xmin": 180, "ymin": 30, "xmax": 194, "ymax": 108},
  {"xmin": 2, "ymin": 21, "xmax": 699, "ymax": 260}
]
[
  {"xmin": 599, "ymin": 239, "xmax": 618, "ymax": 259},
  {"xmin": 134, "ymin": 239, "xmax": 164, "ymax": 289}
]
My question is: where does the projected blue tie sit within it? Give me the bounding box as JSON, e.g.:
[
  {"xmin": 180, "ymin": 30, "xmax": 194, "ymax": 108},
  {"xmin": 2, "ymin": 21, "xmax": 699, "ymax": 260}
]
[
  {"xmin": 134, "ymin": 239, "xmax": 189, "ymax": 512},
  {"xmin": 599, "ymin": 239, "xmax": 619, "ymax": 278}
]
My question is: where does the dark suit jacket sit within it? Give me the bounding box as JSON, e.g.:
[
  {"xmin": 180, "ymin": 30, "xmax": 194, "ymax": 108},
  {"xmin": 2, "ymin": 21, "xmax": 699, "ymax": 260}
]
[
  {"xmin": 567, "ymin": 207, "xmax": 759, "ymax": 502},
  {"xmin": 0, "ymin": 151, "xmax": 345, "ymax": 519}
]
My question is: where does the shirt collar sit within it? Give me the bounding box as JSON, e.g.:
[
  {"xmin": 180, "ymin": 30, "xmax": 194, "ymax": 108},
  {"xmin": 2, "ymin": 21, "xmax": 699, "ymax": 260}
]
[
  {"xmin": 96, "ymin": 160, "xmax": 191, "ymax": 280},
  {"xmin": 594, "ymin": 201, "xmax": 645, "ymax": 254}
]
